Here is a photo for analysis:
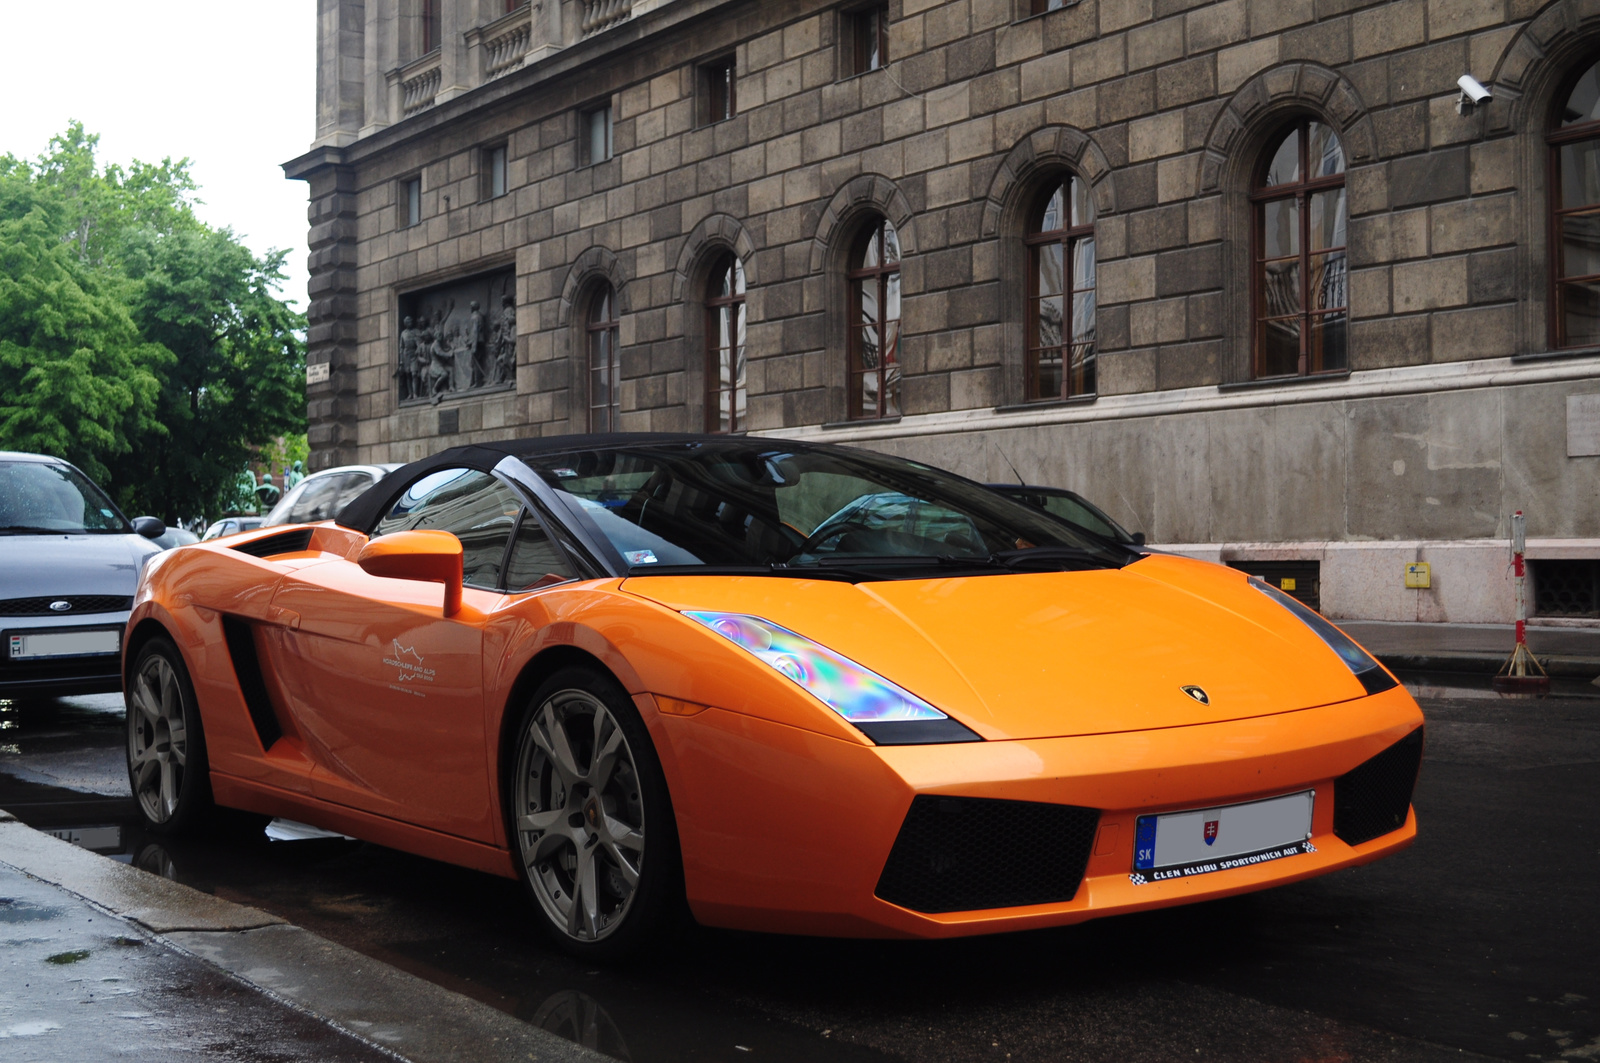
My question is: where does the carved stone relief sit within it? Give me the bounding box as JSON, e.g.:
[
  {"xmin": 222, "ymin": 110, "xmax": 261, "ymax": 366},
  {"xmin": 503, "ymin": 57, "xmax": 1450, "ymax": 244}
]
[{"xmin": 397, "ymin": 268, "xmax": 516, "ymax": 404}]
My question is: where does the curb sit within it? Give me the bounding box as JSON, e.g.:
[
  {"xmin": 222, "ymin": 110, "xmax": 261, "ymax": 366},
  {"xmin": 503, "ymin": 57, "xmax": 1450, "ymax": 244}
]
[
  {"xmin": 1378, "ymin": 652, "xmax": 1600, "ymax": 679},
  {"xmin": 0, "ymin": 814, "xmax": 608, "ymax": 1063}
]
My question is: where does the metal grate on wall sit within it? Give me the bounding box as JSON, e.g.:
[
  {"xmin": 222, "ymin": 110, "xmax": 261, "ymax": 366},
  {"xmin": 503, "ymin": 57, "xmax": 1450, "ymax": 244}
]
[
  {"xmin": 1226, "ymin": 560, "xmax": 1321, "ymax": 612},
  {"xmin": 1531, "ymin": 559, "xmax": 1600, "ymax": 618}
]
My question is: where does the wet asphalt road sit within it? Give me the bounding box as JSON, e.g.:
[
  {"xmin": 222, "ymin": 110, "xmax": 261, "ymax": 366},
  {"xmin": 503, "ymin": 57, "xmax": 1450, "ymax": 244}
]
[{"xmin": 0, "ymin": 682, "xmax": 1596, "ymax": 1063}]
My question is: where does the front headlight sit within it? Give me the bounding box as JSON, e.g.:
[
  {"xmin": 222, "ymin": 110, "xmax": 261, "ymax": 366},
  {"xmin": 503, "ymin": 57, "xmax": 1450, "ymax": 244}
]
[
  {"xmin": 1251, "ymin": 579, "xmax": 1397, "ymax": 695},
  {"xmin": 683, "ymin": 611, "xmax": 981, "ymax": 745}
]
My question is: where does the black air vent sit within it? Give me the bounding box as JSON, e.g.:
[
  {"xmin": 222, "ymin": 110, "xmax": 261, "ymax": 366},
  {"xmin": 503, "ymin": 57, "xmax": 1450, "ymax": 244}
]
[
  {"xmin": 876, "ymin": 796, "xmax": 1099, "ymax": 913},
  {"xmin": 1334, "ymin": 727, "xmax": 1423, "ymax": 847},
  {"xmin": 0, "ymin": 595, "xmax": 133, "ymax": 616},
  {"xmin": 221, "ymin": 616, "xmax": 283, "ymax": 750},
  {"xmin": 229, "ymin": 529, "xmax": 314, "ymax": 559}
]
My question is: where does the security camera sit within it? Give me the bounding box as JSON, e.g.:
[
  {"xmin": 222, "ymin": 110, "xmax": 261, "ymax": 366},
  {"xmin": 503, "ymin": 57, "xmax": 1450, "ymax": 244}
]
[{"xmin": 1457, "ymin": 74, "xmax": 1492, "ymax": 115}]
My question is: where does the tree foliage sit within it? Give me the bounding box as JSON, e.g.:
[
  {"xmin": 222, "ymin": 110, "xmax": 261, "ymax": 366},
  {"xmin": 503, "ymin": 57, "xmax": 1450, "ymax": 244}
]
[{"xmin": 0, "ymin": 124, "xmax": 304, "ymax": 521}]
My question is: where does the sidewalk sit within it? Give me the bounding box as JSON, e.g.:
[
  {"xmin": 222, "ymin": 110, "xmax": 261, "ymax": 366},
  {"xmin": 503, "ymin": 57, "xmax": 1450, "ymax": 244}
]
[
  {"xmin": 1341, "ymin": 621, "xmax": 1600, "ymax": 680},
  {"xmin": 0, "ymin": 808, "xmax": 605, "ymax": 1063}
]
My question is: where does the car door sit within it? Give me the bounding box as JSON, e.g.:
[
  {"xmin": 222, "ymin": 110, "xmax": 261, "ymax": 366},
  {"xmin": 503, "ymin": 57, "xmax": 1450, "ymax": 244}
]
[{"xmin": 262, "ymin": 467, "xmax": 523, "ymax": 841}]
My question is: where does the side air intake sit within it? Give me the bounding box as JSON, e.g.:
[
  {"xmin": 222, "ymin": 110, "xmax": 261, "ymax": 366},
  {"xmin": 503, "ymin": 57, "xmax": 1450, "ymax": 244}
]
[
  {"xmin": 220, "ymin": 616, "xmax": 283, "ymax": 751},
  {"xmin": 229, "ymin": 528, "xmax": 314, "ymax": 559},
  {"xmin": 1334, "ymin": 727, "xmax": 1423, "ymax": 847},
  {"xmin": 876, "ymin": 796, "xmax": 1099, "ymax": 913}
]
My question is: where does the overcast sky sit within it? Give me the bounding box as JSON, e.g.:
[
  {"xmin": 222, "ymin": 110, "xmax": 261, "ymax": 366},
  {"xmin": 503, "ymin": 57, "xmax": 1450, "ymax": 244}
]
[{"xmin": 0, "ymin": 2, "xmax": 317, "ymax": 308}]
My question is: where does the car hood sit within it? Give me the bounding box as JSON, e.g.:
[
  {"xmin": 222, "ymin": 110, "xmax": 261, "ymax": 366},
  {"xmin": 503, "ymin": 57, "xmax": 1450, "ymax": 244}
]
[
  {"xmin": 0, "ymin": 533, "xmax": 157, "ymax": 604},
  {"xmin": 621, "ymin": 554, "xmax": 1372, "ymax": 741}
]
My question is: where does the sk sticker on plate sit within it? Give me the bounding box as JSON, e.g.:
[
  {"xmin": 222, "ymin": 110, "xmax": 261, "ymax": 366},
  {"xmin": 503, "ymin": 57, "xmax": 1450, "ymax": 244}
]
[{"xmin": 624, "ymin": 550, "xmax": 658, "ymax": 565}]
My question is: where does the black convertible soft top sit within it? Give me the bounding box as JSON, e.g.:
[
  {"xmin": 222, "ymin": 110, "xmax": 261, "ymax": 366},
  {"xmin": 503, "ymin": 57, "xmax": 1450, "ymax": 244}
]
[{"xmin": 332, "ymin": 433, "xmax": 716, "ymax": 532}]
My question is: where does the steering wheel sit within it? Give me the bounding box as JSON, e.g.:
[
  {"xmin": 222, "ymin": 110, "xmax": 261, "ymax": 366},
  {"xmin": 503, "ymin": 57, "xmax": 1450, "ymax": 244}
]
[{"xmin": 798, "ymin": 519, "xmax": 874, "ymax": 554}]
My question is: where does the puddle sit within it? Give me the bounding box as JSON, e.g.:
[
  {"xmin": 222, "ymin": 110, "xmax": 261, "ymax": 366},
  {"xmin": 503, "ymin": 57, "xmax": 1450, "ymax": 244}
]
[
  {"xmin": 43, "ymin": 825, "xmax": 123, "ymax": 852},
  {"xmin": 45, "ymin": 949, "xmax": 90, "ymax": 965},
  {"xmin": 0, "ymin": 898, "xmax": 66, "ymax": 924},
  {"xmin": 1400, "ymin": 670, "xmax": 1600, "ymax": 701}
]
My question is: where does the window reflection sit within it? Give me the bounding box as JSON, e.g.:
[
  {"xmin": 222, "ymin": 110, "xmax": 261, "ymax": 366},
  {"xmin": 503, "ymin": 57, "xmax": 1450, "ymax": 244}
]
[
  {"xmin": 1552, "ymin": 58, "xmax": 1600, "ymax": 348},
  {"xmin": 1253, "ymin": 121, "xmax": 1347, "ymax": 378},
  {"xmin": 1025, "ymin": 176, "xmax": 1096, "ymax": 401},
  {"xmin": 848, "ymin": 219, "xmax": 902, "ymax": 420}
]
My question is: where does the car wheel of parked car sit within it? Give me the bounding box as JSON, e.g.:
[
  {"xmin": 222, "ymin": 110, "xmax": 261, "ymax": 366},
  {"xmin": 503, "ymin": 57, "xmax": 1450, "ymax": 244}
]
[
  {"xmin": 510, "ymin": 666, "xmax": 681, "ymax": 959},
  {"xmin": 126, "ymin": 636, "xmax": 213, "ymax": 835}
]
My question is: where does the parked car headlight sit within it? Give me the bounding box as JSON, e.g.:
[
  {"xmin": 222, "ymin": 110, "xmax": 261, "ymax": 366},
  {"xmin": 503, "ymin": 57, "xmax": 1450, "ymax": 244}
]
[{"xmin": 1251, "ymin": 579, "xmax": 1397, "ymax": 695}]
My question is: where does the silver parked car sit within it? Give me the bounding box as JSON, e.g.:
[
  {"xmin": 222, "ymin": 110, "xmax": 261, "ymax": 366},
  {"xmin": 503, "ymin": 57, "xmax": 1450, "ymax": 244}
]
[
  {"xmin": 200, "ymin": 516, "xmax": 265, "ymax": 540},
  {"xmin": 0, "ymin": 452, "xmax": 166, "ymax": 698},
  {"xmin": 261, "ymin": 463, "xmax": 401, "ymax": 527}
]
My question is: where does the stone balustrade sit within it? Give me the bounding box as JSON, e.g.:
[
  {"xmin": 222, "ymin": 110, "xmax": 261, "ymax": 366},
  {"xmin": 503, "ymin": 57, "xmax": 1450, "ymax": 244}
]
[
  {"xmin": 581, "ymin": 0, "xmax": 632, "ymax": 37},
  {"xmin": 481, "ymin": 4, "xmax": 533, "ymax": 80},
  {"xmin": 400, "ymin": 57, "xmax": 441, "ymax": 116}
]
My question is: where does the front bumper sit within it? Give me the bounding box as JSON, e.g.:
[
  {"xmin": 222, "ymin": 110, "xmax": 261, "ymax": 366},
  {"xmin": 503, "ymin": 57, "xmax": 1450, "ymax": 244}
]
[
  {"xmin": 0, "ymin": 613, "xmax": 129, "ymax": 698},
  {"xmin": 657, "ymin": 683, "xmax": 1423, "ymax": 938}
]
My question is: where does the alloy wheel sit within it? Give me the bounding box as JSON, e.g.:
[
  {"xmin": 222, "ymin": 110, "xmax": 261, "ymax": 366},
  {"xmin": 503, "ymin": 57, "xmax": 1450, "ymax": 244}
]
[
  {"xmin": 513, "ymin": 687, "xmax": 647, "ymax": 943},
  {"xmin": 128, "ymin": 652, "xmax": 189, "ymax": 824}
]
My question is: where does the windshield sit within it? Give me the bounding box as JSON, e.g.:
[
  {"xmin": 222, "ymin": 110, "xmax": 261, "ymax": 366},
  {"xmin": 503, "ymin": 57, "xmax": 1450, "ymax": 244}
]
[
  {"xmin": 0, "ymin": 461, "xmax": 130, "ymax": 535},
  {"xmin": 522, "ymin": 440, "xmax": 1134, "ymax": 577}
]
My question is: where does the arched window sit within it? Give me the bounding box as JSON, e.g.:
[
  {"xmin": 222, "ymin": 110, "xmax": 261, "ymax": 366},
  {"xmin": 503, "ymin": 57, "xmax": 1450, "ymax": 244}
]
[
  {"xmin": 586, "ymin": 284, "xmax": 620, "ymax": 432},
  {"xmin": 1252, "ymin": 120, "xmax": 1347, "ymax": 378},
  {"xmin": 1551, "ymin": 59, "xmax": 1600, "ymax": 349},
  {"xmin": 848, "ymin": 218, "xmax": 901, "ymax": 420},
  {"xmin": 705, "ymin": 254, "xmax": 747, "ymax": 433},
  {"xmin": 1024, "ymin": 176, "xmax": 1096, "ymax": 400}
]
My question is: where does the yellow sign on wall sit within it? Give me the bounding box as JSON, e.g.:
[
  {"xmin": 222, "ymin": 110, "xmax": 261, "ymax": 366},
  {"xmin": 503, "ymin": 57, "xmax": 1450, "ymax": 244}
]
[{"xmin": 1405, "ymin": 562, "xmax": 1432, "ymax": 589}]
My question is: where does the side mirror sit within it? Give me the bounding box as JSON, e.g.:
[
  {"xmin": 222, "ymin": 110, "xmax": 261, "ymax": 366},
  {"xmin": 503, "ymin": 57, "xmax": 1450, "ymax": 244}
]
[
  {"xmin": 131, "ymin": 516, "xmax": 166, "ymax": 539},
  {"xmin": 356, "ymin": 530, "xmax": 464, "ymax": 616},
  {"xmin": 1131, "ymin": 532, "xmax": 1146, "ymax": 547}
]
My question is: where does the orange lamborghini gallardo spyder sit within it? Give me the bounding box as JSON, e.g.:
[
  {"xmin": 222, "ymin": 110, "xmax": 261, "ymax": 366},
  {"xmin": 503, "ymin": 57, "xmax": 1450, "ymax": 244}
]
[{"xmin": 124, "ymin": 435, "xmax": 1422, "ymax": 957}]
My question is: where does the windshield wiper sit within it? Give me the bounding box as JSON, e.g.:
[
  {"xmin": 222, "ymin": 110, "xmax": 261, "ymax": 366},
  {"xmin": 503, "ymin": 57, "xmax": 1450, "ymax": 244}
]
[
  {"xmin": 0, "ymin": 526, "xmax": 68, "ymax": 535},
  {"xmin": 624, "ymin": 563, "xmax": 862, "ymax": 582},
  {"xmin": 988, "ymin": 545, "xmax": 1132, "ymax": 571}
]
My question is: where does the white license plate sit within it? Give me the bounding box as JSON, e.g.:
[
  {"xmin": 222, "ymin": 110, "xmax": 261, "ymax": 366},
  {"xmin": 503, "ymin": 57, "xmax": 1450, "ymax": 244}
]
[
  {"xmin": 8, "ymin": 629, "xmax": 121, "ymax": 660},
  {"xmin": 1131, "ymin": 790, "xmax": 1314, "ymax": 884}
]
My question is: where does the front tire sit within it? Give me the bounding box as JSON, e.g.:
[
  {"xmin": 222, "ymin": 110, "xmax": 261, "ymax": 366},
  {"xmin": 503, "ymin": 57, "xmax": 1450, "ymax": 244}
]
[
  {"xmin": 126, "ymin": 636, "xmax": 213, "ymax": 835},
  {"xmin": 509, "ymin": 666, "xmax": 681, "ymax": 959}
]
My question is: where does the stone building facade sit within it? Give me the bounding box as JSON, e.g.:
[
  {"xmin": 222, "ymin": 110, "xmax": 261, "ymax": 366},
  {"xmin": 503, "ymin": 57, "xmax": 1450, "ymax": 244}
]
[{"xmin": 287, "ymin": 0, "xmax": 1600, "ymax": 624}]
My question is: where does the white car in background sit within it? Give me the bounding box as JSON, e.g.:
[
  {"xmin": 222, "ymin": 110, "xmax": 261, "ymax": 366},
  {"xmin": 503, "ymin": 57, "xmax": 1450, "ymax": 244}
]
[{"xmin": 260, "ymin": 463, "xmax": 402, "ymax": 528}]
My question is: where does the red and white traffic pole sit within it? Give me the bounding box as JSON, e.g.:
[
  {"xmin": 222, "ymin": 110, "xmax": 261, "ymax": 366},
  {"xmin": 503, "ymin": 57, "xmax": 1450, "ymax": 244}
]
[
  {"xmin": 1495, "ymin": 509, "xmax": 1549, "ymax": 697},
  {"xmin": 1513, "ymin": 510, "xmax": 1527, "ymax": 649}
]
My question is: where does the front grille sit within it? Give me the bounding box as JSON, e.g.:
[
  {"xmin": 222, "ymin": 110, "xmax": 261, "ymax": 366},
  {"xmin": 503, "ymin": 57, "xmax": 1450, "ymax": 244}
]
[
  {"xmin": 875, "ymin": 796, "xmax": 1099, "ymax": 913},
  {"xmin": 0, "ymin": 656, "xmax": 122, "ymax": 684},
  {"xmin": 0, "ymin": 595, "xmax": 133, "ymax": 617},
  {"xmin": 1334, "ymin": 727, "xmax": 1424, "ymax": 847}
]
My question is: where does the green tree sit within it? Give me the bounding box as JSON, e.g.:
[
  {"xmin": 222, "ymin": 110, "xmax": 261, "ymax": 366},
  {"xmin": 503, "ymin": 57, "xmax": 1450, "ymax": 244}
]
[
  {"xmin": 0, "ymin": 157, "xmax": 168, "ymax": 484},
  {"xmin": 115, "ymin": 226, "xmax": 305, "ymax": 521},
  {"xmin": 0, "ymin": 123, "xmax": 304, "ymax": 522}
]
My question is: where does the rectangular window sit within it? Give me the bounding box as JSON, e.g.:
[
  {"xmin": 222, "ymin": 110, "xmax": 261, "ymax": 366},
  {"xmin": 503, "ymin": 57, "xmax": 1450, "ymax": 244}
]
[
  {"xmin": 579, "ymin": 103, "xmax": 613, "ymax": 166},
  {"xmin": 402, "ymin": 176, "xmax": 422, "ymax": 228},
  {"xmin": 844, "ymin": 4, "xmax": 888, "ymax": 76},
  {"xmin": 421, "ymin": 0, "xmax": 440, "ymax": 53},
  {"xmin": 505, "ymin": 0, "xmax": 528, "ymax": 10},
  {"xmin": 699, "ymin": 56, "xmax": 737, "ymax": 126},
  {"xmin": 484, "ymin": 144, "xmax": 508, "ymax": 199},
  {"xmin": 1028, "ymin": 0, "xmax": 1069, "ymax": 13}
]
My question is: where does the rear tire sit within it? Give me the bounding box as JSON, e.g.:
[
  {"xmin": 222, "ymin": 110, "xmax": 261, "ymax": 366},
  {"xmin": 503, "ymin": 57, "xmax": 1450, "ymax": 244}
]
[
  {"xmin": 508, "ymin": 666, "xmax": 682, "ymax": 960},
  {"xmin": 126, "ymin": 636, "xmax": 213, "ymax": 835}
]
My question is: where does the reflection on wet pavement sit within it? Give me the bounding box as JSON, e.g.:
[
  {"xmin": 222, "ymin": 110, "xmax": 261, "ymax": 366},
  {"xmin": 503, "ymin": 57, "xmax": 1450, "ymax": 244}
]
[{"xmin": 1, "ymin": 692, "xmax": 1597, "ymax": 1062}]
